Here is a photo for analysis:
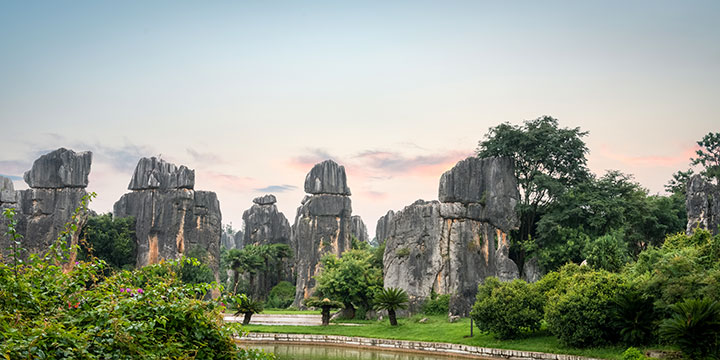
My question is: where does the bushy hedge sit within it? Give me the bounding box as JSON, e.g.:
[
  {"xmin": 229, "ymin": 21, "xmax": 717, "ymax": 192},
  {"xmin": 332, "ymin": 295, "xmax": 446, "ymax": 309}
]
[
  {"xmin": 0, "ymin": 255, "xmax": 274, "ymax": 359},
  {"xmin": 545, "ymin": 264, "xmax": 628, "ymax": 347},
  {"xmin": 422, "ymin": 291, "xmax": 450, "ymax": 315},
  {"xmin": 265, "ymin": 281, "xmax": 295, "ymax": 309},
  {"xmin": 470, "ymin": 277, "xmax": 543, "ymax": 339}
]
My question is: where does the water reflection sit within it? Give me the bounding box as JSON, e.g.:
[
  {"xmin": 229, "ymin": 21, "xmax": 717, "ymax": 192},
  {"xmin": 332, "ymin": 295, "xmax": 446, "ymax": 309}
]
[{"xmin": 245, "ymin": 343, "xmax": 467, "ymax": 360}]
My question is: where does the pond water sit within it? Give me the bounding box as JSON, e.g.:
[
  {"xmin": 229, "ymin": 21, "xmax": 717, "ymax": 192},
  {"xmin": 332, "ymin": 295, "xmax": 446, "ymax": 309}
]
[{"xmin": 244, "ymin": 343, "xmax": 468, "ymax": 360}]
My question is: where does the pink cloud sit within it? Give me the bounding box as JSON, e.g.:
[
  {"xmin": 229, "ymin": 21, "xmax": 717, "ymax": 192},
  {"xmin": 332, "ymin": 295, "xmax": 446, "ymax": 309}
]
[
  {"xmin": 597, "ymin": 145, "xmax": 699, "ymax": 168},
  {"xmin": 199, "ymin": 171, "xmax": 256, "ymax": 191}
]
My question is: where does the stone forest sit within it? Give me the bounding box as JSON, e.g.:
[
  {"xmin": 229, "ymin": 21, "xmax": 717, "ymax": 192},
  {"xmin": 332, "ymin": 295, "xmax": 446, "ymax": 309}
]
[{"xmin": 1, "ymin": 121, "xmax": 720, "ymax": 360}]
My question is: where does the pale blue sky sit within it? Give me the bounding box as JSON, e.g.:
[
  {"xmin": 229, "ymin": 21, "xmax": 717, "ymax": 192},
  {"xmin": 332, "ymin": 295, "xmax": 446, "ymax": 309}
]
[{"xmin": 1, "ymin": 1, "xmax": 719, "ymax": 236}]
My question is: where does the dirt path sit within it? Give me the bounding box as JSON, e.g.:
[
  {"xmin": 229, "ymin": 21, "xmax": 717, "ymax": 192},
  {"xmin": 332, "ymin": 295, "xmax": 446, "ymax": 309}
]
[{"xmin": 224, "ymin": 314, "xmax": 323, "ymax": 326}]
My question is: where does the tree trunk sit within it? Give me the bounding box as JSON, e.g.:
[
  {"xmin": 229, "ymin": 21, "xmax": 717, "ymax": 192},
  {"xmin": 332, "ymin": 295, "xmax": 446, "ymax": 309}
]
[
  {"xmin": 340, "ymin": 303, "xmax": 355, "ymax": 319},
  {"xmin": 233, "ymin": 271, "xmax": 240, "ymax": 295},
  {"xmin": 321, "ymin": 307, "xmax": 331, "ymax": 326},
  {"xmin": 243, "ymin": 312, "xmax": 253, "ymax": 325},
  {"xmin": 388, "ymin": 309, "xmax": 398, "ymax": 326}
]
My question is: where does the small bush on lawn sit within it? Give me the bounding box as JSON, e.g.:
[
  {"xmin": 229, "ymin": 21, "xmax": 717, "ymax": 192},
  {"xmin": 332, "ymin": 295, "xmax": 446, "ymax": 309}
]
[
  {"xmin": 545, "ymin": 264, "xmax": 628, "ymax": 348},
  {"xmin": 470, "ymin": 277, "xmax": 544, "ymax": 339},
  {"xmin": 422, "ymin": 291, "xmax": 450, "ymax": 315},
  {"xmin": 265, "ymin": 281, "xmax": 296, "ymax": 309}
]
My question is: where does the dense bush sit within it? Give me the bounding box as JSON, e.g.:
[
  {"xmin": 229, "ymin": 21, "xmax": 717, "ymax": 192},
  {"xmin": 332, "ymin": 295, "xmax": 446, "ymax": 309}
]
[
  {"xmin": 265, "ymin": 281, "xmax": 295, "ymax": 309},
  {"xmin": 621, "ymin": 347, "xmax": 648, "ymax": 360},
  {"xmin": 180, "ymin": 247, "xmax": 216, "ymax": 285},
  {"xmin": 584, "ymin": 232, "xmax": 628, "ymax": 272},
  {"xmin": 611, "ymin": 288, "xmax": 657, "ymax": 346},
  {"xmin": 470, "ymin": 277, "xmax": 544, "ymax": 339},
  {"xmin": 0, "ymin": 207, "xmax": 273, "ymax": 359},
  {"xmin": 422, "ymin": 291, "xmax": 450, "ymax": 315},
  {"xmin": 544, "ymin": 264, "xmax": 628, "ymax": 347},
  {"xmin": 315, "ymin": 249, "xmax": 383, "ymax": 319},
  {"xmin": 80, "ymin": 214, "xmax": 136, "ymax": 270}
]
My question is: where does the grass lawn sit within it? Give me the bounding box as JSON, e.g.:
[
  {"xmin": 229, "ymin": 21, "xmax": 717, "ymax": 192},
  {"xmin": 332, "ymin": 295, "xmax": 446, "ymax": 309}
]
[{"xmin": 243, "ymin": 314, "xmax": 628, "ymax": 360}]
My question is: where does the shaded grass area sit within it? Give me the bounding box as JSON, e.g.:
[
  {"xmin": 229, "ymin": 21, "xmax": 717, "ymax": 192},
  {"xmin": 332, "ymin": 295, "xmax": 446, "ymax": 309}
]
[{"xmin": 243, "ymin": 315, "xmax": 625, "ymax": 360}]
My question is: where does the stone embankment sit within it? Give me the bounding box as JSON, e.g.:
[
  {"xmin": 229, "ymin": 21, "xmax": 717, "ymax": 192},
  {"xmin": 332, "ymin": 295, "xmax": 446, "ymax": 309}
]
[{"xmin": 237, "ymin": 333, "xmax": 604, "ymax": 360}]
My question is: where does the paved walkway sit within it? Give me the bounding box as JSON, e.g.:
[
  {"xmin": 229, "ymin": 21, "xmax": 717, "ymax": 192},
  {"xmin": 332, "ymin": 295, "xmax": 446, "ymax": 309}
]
[{"xmin": 224, "ymin": 313, "xmax": 363, "ymax": 326}]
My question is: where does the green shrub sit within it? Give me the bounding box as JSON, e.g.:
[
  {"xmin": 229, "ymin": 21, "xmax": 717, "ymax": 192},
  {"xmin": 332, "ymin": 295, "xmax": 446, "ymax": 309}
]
[
  {"xmin": 80, "ymin": 214, "xmax": 136, "ymax": 270},
  {"xmin": 660, "ymin": 298, "xmax": 720, "ymax": 360},
  {"xmin": 585, "ymin": 232, "xmax": 628, "ymax": 272},
  {"xmin": 470, "ymin": 277, "xmax": 544, "ymax": 339},
  {"xmin": 180, "ymin": 247, "xmax": 215, "ymax": 285},
  {"xmin": 611, "ymin": 288, "xmax": 657, "ymax": 346},
  {"xmin": 266, "ymin": 281, "xmax": 295, "ymax": 309},
  {"xmin": 545, "ymin": 267, "xmax": 628, "ymax": 347},
  {"xmin": 621, "ymin": 347, "xmax": 647, "ymax": 360},
  {"xmin": 422, "ymin": 291, "xmax": 450, "ymax": 315}
]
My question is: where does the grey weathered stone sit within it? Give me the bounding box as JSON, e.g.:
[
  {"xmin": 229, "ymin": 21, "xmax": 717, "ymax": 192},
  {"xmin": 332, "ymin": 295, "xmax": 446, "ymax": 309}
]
[
  {"xmin": 114, "ymin": 159, "xmax": 221, "ymax": 278},
  {"xmin": 292, "ymin": 160, "xmax": 354, "ymax": 308},
  {"xmin": 522, "ymin": 257, "xmax": 542, "ymax": 283},
  {"xmin": 233, "ymin": 230, "xmax": 244, "ymax": 249},
  {"xmin": 374, "ymin": 210, "xmax": 395, "ymax": 245},
  {"xmin": 241, "ymin": 195, "xmax": 293, "ymax": 299},
  {"xmin": 253, "ymin": 194, "xmax": 277, "ymax": 205},
  {"xmin": 23, "ymin": 148, "xmax": 91, "ymax": 188},
  {"xmin": 351, "ymin": 215, "xmax": 369, "ymax": 244},
  {"xmin": 303, "ymin": 160, "xmax": 351, "ymax": 195},
  {"xmin": 128, "ymin": 157, "xmax": 195, "ymax": 191},
  {"xmin": 221, "ymin": 227, "xmax": 240, "ymax": 250},
  {"xmin": 686, "ymin": 174, "xmax": 720, "ymax": 235},
  {"xmin": 1, "ymin": 149, "xmax": 92, "ymax": 260},
  {"xmin": 383, "ymin": 156, "xmax": 521, "ymax": 316}
]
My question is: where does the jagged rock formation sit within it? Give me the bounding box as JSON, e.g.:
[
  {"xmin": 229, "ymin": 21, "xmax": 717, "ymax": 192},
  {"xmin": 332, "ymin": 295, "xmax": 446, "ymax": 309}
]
[
  {"xmin": 221, "ymin": 227, "xmax": 242, "ymax": 250},
  {"xmin": 241, "ymin": 194, "xmax": 292, "ymax": 299},
  {"xmin": 113, "ymin": 158, "xmax": 222, "ymax": 278},
  {"xmin": 383, "ymin": 157, "xmax": 520, "ymax": 315},
  {"xmin": 522, "ymin": 257, "xmax": 542, "ymax": 283},
  {"xmin": 373, "ymin": 210, "xmax": 395, "ymax": 246},
  {"xmin": 351, "ymin": 215, "xmax": 369, "ymax": 244},
  {"xmin": 686, "ymin": 174, "xmax": 720, "ymax": 235},
  {"xmin": 0, "ymin": 148, "xmax": 92, "ymax": 258},
  {"xmin": 292, "ymin": 160, "xmax": 354, "ymax": 308}
]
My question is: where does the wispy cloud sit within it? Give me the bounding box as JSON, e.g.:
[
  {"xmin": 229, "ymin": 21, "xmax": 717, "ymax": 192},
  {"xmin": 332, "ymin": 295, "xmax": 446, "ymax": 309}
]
[
  {"xmin": 362, "ymin": 190, "xmax": 388, "ymax": 200},
  {"xmin": 202, "ymin": 171, "xmax": 255, "ymax": 191},
  {"xmin": 288, "ymin": 148, "xmax": 338, "ymax": 170},
  {"xmin": 598, "ymin": 145, "xmax": 698, "ymax": 168},
  {"xmin": 353, "ymin": 149, "xmax": 471, "ymax": 176},
  {"xmin": 254, "ymin": 184, "xmax": 298, "ymax": 193},
  {"xmin": 187, "ymin": 148, "xmax": 224, "ymax": 164},
  {"xmin": 0, "ymin": 160, "xmax": 30, "ymax": 177}
]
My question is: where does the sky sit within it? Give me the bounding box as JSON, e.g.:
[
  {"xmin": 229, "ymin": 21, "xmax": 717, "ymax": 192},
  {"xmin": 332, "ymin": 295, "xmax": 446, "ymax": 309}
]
[{"xmin": 1, "ymin": 1, "xmax": 718, "ymax": 238}]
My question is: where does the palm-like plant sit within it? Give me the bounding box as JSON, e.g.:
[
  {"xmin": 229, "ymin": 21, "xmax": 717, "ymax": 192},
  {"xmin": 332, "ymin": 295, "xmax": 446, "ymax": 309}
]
[
  {"xmin": 611, "ymin": 290, "xmax": 656, "ymax": 346},
  {"xmin": 659, "ymin": 298, "xmax": 720, "ymax": 360},
  {"xmin": 374, "ymin": 287, "xmax": 409, "ymax": 326},
  {"xmin": 231, "ymin": 294, "xmax": 264, "ymax": 325},
  {"xmin": 304, "ymin": 297, "xmax": 343, "ymax": 326}
]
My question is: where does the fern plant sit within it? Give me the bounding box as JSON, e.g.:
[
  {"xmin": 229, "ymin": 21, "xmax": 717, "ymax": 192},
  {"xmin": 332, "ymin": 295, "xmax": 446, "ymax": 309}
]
[
  {"xmin": 374, "ymin": 287, "xmax": 409, "ymax": 326},
  {"xmin": 659, "ymin": 298, "xmax": 720, "ymax": 360}
]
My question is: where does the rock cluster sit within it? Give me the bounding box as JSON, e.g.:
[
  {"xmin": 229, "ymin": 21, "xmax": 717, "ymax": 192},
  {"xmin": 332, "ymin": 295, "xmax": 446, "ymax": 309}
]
[
  {"xmin": 382, "ymin": 157, "xmax": 520, "ymax": 315},
  {"xmin": 291, "ymin": 160, "xmax": 354, "ymax": 308},
  {"xmin": 113, "ymin": 158, "xmax": 222, "ymax": 278},
  {"xmin": 241, "ymin": 194, "xmax": 293, "ymax": 299},
  {"xmin": 220, "ymin": 227, "xmax": 242, "ymax": 250},
  {"xmin": 0, "ymin": 148, "xmax": 92, "ymax": 257},
  {"xmin": 373, "ymin": 210, "xmax": 395, "ymax": 245},
  {"xmin": 686, "ymin": 174, "xmax": 720, "ymax": 235},
  {"xmin": 351, "ymin": 215, "xmax": 369, "ymax": 244}
]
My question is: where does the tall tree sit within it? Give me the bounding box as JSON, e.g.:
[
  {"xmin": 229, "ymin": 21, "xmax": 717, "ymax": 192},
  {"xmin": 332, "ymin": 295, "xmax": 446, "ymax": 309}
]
[
  {"xmin": 315, "ymin": 249, "xmax": 383, "ymax": 319},
  {"xmin": 476, "ymin": 116, "xmax": 590, "ymax": 252},
  {"xmin": 691, "ymin": 132, "xmax": 720, "ymax": 185}
]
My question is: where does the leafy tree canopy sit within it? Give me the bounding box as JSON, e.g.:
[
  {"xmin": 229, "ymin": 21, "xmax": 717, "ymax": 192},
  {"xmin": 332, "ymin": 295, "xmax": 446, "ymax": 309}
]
[{"xmin": 691, "ymin": 131, "xmax": 720, "ymax": 185}]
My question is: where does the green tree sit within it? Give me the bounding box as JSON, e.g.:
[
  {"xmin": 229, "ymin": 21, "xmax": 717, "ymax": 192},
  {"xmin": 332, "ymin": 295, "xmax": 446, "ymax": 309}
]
[
  {"xmin": 265, "ymin": 281, "xmax": 295, "ymax": 309},
  {"xmin": 374, "ymin": 287, "xmax": 409, "ymax": 326},
  {"xmin": 230, "ymin": 294, "xmax": 264, "ymax": 325},
  {"xmin": 315, "ymin": 249, "xmax": 383, "ymax": 319},
  {"xmin": 585, "ymin": 232, "xmax": 628, "ymax": 272},
  {"xmin": 477, "ymin": 116, "xmax": 590, "ymax": 261},
  {"xmin": 665, "ymin": 168, "xmax": 695, "ymax": 196},
  {"xmin": 179, "ymin": 247, "xmax": 215, "ymax": 285},
  {"xmin": 223, "ymin": 247, "xmax": 264, "ymax": 295},
  {"xmin": 692, "ymin": 132, "xmax": 720, "ymax": 185},
  {"xmin": 80, "ymin": 214, "xmax": 136, "ymax": 270}
]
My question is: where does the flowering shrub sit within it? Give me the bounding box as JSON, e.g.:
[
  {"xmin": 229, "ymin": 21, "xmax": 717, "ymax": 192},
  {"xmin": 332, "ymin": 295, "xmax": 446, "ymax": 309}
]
[{"xmin": 0, "ymin": 209, "xmax": 274, "ymax": 359}]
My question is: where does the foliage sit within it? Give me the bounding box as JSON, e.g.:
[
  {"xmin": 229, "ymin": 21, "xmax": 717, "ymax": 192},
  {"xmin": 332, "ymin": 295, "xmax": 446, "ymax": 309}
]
[
  {"xmin": 470, "ymin": 278, "xmax": 544, "ymax": 339},
  {"xmin": 2, "ymin": 207, "xmax": 23, "ymax": 279},
  {"xmin": 265, "ymin": 281, "xmax": 295, "ymax": 309},
  {"xmin": 303, "ymin": 297, "xmax": 343, "ymax": 326},
  {"xmin": 584, "ymin": 232, "xmax": 628, "ymax": 272},
  {"xmin": 544, "ymin": 265, "xmax": 628, "ymax": 348},
  {"xmin": 621, "ymin": 347, "xmax": 647, "ymax": 360},
  {"xmin": 223, "ymin": 243, "xmax": 292, "ymax": 296},
  {"xmin": 179, "ymin": 246, "xmax": 215, "ymax": 285},
  {"xmin": 691, "ymin": 131, "xmax": 720, "ymax": 184},
  {"xmin": 659, "ymin": 298, "xmax": 720, "ymax": 360},
  {"xmin": 80, "ymin": 213, "xmax": 136, "ymax": 270},
  {"xmin": 665, "ymin": 168, "xmax": 695, "ymax": 196},
  {"xmin": 477, "ymin": 116, "xmax": 590, "ymax": 245},
  {"xmin": 422, "ymin": 291, "xmax": 450, "ymax": 315},
  {"xmin": 373, "ymin": 287, "xmax": 409, "ymax": 326},
  {"xmin": 315, "ymin": 248, "xmax": 383, "ymax": 319},
  {"xmin": 611, "ymin": 289, "xmax": 657, "ymax": 346},
  {"xmin": 229, "ymin": 294, "xmax": 264, "ymax": 325}
]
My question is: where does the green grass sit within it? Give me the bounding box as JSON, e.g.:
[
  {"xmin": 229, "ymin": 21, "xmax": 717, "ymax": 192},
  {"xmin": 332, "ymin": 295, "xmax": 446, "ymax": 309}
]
[{"xmin": 243, "ymin": 315, "xmax": 626, "ymax": 360}]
